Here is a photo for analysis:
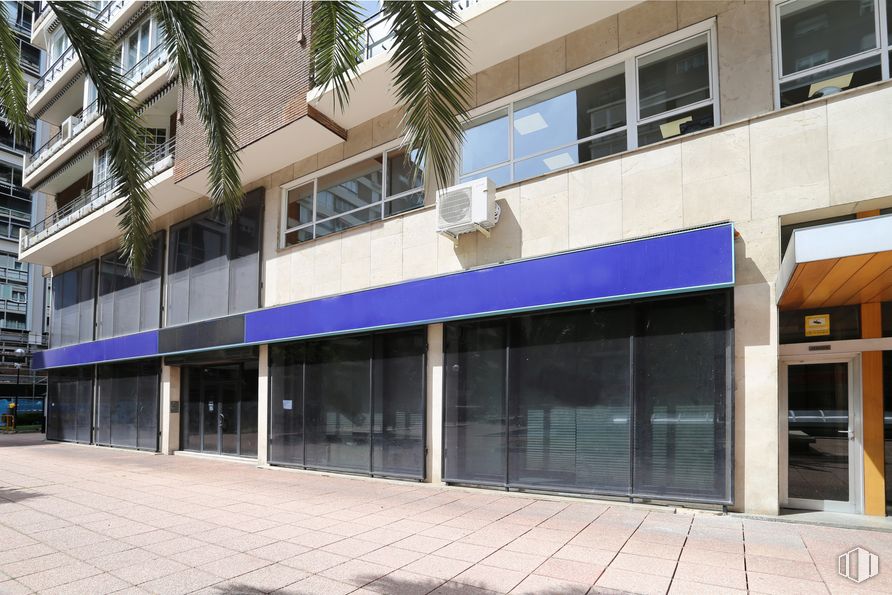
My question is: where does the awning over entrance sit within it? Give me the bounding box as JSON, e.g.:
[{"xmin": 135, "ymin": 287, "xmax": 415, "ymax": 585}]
[{"xmin": 778, "ymin": 215, "xmax": 892, "ymax": 310}]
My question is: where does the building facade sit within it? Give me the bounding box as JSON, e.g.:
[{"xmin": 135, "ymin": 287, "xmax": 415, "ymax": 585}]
[
  {"xmin": 19, "ymin": 0, "xmax": 892, "ymax": 517},
  {"xmin": 0, "ymin": 0, "xmax": 47, "ymax": 416}
]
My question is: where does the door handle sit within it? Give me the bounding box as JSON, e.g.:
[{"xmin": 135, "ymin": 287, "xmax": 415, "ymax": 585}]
[{"xmin": 837, "ymin": 430, "xmax": 854, "ymax": 440}]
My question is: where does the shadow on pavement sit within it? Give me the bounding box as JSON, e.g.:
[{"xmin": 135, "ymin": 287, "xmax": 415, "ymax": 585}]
[{"xmin": 0, "ymin": 486, "xmax": 43, "ymax": 503}]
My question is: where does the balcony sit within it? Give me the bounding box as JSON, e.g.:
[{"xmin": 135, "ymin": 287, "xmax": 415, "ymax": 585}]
[
  {"xmin": 0, "ymin": 299, "xmax": 27, "ymax": 315},
  {"xmin": 24, "ymin": 43, "xmax": 172, "ymax": 188},
  {"xmin": 20, "ymin": 135, "xmax": 178, "ymax": 256},
  {"xmin": 27, "ymin": 44, "xmax": 78, "ymax": 108},
  {"xmin": 0, "ymin": 267, "xmax": 28, "ymax": 284},
  {"xmin": 360, "ymin": 0, "xmax": 479, "ymax": 61}
]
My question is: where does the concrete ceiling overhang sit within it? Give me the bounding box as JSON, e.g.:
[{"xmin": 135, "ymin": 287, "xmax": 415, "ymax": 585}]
[{"xmin": 777, "ymin": 215, "xmax": 892, "ymax": 310}]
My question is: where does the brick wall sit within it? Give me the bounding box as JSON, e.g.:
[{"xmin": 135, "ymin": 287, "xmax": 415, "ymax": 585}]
[{"xmin": 173, "ymin": 1, "xmax": 312, "ymax": 183}]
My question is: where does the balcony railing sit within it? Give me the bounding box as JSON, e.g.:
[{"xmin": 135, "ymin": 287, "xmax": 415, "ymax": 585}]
[
  {"xmin": 360, "ymin": 0, "xmax": 479, "ymax": 61},
  {"xmin": 31, "ymin": 1, "xmax": 51, "ymax": 32},
  {"xmin": 21, "ymin": 136, "xmax": 176, "ymax": 252},
  {"xmin": 28, "ymin": 44, "xmax": 77, "ymax": 102},
  {"xmin": 0, "ymin": 267, "xmax": 28, "ymax": 284},
  {"xmin": 0, "ymin": 299, "xmax": 27, "ymax": 315},
  {"xmin": 25, "ymin": 45, "xmax": 170, "ymax": 175},
  {"xmin": 95, "ymin": 0, "xmax": 131, "ymax": 29}
]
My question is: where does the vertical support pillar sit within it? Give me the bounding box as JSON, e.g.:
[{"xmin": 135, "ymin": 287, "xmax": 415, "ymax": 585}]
[
  {"xmin": 862, "ymin": 302, "xmax": 885, "ymax": 516},
  {"xmin": 257, "ymin": 344, "xmax": 269, "ymax": 467},
  {"xmin": 160, "ymin": 364, "xmax": 180, "ymax": 455},
  {"xmin": 426, "ymin": 324, "xmax": 444, "ymax": 484}
]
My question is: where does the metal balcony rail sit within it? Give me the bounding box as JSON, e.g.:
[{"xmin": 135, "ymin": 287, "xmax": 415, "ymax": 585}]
[
  {"xmin": 21, "ymin": 136, "xmax": 176, "ymax": 251},
  {"xmin": 0, "ymin": 267, "xmax": 28, "ymax": 284},
  {"xmin": 0, "ymin": 179, "xmax": 32, "ymax": 203},
  {"xmin": 0, "ymin": 299, "xmax": 27, "ymax": 315},
  {"xmin": 28, "ymin": 44, "xmax": 76, "ymax": 102},
  {"xmin": 31, "ymin": 1, "xmax": 50, "ymax": 30},
  {"xmin": 359, "ymin": 0, "xmax": 479, "ymax": 61},
  {"xmin": 95, "ymin": 0, "xmax": 129, "ymax": 28},
  {"xmin": 26, "ymin": 44, "xmax": 169, "ymax": 174}
]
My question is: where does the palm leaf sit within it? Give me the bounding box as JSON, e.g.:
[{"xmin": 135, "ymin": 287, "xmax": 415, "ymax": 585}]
[
  {"xmin": 382, "ymin": 0, "xmax": 471, "ymax": 191},
  {"xmin": 49, "ymin": 1, "xmax": 153, "ymax": 274},
  {"xmin": 152, "ymin": 1, "xmax": 242, "ymax": 221},
  {"xmin": 311, "ymin": 0, "xmax": 365, "ymax": 112},
  {"xmin": 0, "ymin": 12, "xmax": 28, "ymax": 144}
]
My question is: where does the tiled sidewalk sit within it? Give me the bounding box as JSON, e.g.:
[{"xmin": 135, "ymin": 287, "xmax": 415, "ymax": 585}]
[{"xmin": 1, "ymin": 435, "xmax": 891, "ymax": 594}]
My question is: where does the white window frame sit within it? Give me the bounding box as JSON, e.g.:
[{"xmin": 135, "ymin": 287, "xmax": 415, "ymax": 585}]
[
  {"xmin": 771, "ymin": 0, "xmax": 892, "ymax": 109},
  {"xmin": 278, "ymin": 141, "xmax": 425, "ymax": 248},
  {"xmin": 460, "ymin": 19, "xmax": 719, "ymax": 187},
  {"xmin": 119, "ymin": 15, "xmax": 158, "ymax": 74}
]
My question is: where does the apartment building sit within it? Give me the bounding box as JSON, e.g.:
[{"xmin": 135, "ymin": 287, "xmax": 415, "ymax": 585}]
[
  {"xmin": 0, "ymin": 0, "xmax": 47, "ymax": 412},
  {"xmin": 19, "ymin": 0, "xmax": 892, "ymax": 518}
]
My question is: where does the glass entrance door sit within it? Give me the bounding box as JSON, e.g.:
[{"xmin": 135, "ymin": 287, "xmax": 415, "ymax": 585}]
[
  {"xmin": 782, "ymin": 357, "xmax": 862, "ymax": 513},
  {"xmin": 181, "ymin": 363, "xmax": 258, "ymax": 458}
]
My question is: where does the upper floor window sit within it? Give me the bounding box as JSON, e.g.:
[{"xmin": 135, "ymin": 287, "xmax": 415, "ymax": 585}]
[
  {"xmin": 4, "ymin": 1, "xmax": 32, "ymax": 36},
  {"xmin": 48, "ymin": 30, "xmax": 69, "ymax": 64},
  {"xmin": 460, "ymin": 27, "xmax": 716, "ymax": 187},
  {"xmin": 97, "ymin": 234, "xmax": 163, "ymax": 339},
  {"xmin": 119, "ymin": 17, "xmax": 164, "ymax": 81},
  {"xmin": 282, "ymin": 147, "xmax": 424, "ymax": 246},
  {"xmin": 775, "ymin": 0, "xmax": 892, "ymax": 107},
  {"xmin": 168, "ymin": 190, "xmax": 263, "ymax": 326},
  {"xmin": 51, "ymin": 262, "xmax": 95, "ymax": 348}
]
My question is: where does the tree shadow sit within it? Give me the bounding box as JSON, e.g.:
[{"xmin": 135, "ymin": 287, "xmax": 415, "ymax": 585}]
[{"xmin": 0, "ymin": 486, "xmax": 43, "ymax": 503}]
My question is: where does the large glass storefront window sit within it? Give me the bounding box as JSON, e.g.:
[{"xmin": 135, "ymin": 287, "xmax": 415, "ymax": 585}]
[
  {"xmin": 269, "ymin": 328, "xmax": 426, "ymax": 479},
  {"xmin": 167, "ymin": 190, "xmax": 262, "ymax": 326},
  {"xmin": 97, "ymin": 235, "xmax": 163, "ymax": 339},
  {"xmin": 51, "ymin": 262, "xmax": 96, "ymax": 347},
  {"xmin": 46, "ymin": 366, "xmax": 94, "ymax": 444},
  {"xmin": 444, "ymin": 291, "xmax": 732, "ymax": 503},
  {"xmin": 95, "ymin": 361, "xmax": 160, "ymax": 451}
]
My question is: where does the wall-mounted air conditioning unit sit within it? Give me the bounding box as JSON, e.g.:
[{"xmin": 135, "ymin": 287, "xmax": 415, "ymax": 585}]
[
  {"xmin": 436, "ymin": 177, "xmax": 499, "ymax": 241},
  {"xmin": 60, "ymin": 115, "xmax": 81, "ymax": 142}
]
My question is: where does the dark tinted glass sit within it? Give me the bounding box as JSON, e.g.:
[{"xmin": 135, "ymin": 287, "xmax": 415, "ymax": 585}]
[
  {"xmin": 46, "ymin": 366, "xmax": 93, "ymax": 443},
  {"xmin": 372, "ymin": 332, "xmax": 425, "ymax": 477},
  {"xmin": 240, "ymin": 361, "xmax": 259, "ymax": 457},
  {"xmin": 181, "ymin": 364, "xmax": 257, "ymax": 457},
  {"xmin": 508, "ymin": 307, "xmax": 631, "ymax": 494},
  {"xmin": 98, "ymin": 235, "xmax": 163, "ymax": 339},
  {"xmin": 304, "ymin": 336, "xmax": 372, "ymax": 472},
  {"xmin": 787, "ymin": 362, "xmax": 849, "ymax": 502},
  {"xmin": 779, "ymin": 305, "xmax": 861, "ymax": 344},
  {"xmin": 884, "ymin": 351, "xmax": 892, "ymax": 507},
  {"xmin": 443, "ymin": 321, "xmax": 507, "ymax": 485},
  {"xmin": 52, "ymin": 263, "xmax": 96, "ymax": 347},
  {"xmin": 95, "ymin": 361, "xmax": 159, "ymax": 450},
  {"xmin": 633, "ymin": 293, "xmax": 730, "ymax": 501},
  {"xmin": 268, "ymin": 329, "xmax": 426, "ymax": 478},
  {"xmin": 270, "ymin": 344, "xmax": 305, "ymax": 466}
]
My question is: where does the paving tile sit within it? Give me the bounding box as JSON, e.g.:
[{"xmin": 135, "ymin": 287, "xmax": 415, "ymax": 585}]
[
  {"xmin": 359, "ymin": 545, "xmax": 426, "ymax": 569},
  {"xmin": 401, "ymin": 555, "xmax": 473, "ymax": 580},
  {"xmin": 435, "ymin": 542, "xmax": 497, "ymax": 564},
  {"xmin": 510, "ymin": 573, "xmax": 590, "ymax": 594},
  {"xmin": 674, "ymin": 560, "xmax": 747, "ymax": 590},
  {"xmin": 17, "ymin": 561, "xmax": 103, "ymax": 591},
  {"xmin": 453, "ymin": 564, "xmax": 527, "ymax": 593},
  {"xmin": 394, "ymin": 535, "xmax": 451, "ymax": 554},
  {"xmin": 609, "ymin": 552, "xmax": 677, "ymax": 578},
  {"xmin": 210, "ymin": 564, "xmax": 308, "ymax": 594},
  {"xmin": 110, "ymin": 556, "xmax": 189, "ymax": 585},
  {"xmin": 551, "ymin": 544, "xmax": 616, "ymax": 566},
  {"xmin": 321, "ymin": 538, "xmax": 384, "ymax": 558},
  {"xmin": 246, "ymin": 540, "xmax": 310, "ymax": 562},
  {"xmin": 91, "ymin": 547, "xmax": 158, "ymax": 572},
  {"xmin": 595, "ymin": 566, "xmax": 671, "ymax": 595},
  {"xmin": 364, "ymin": 569, "xmax": 446, "ymax": 595},
  {"xmin": 65, "ymin": 539, "xmax": 133, "ymax": 561},
  {"xmin": 320, "ymin": 559, "xmax": 392, "ymax": 587},
  {"xmin": 679, "ymin": 546, "xmax": 745, "ymax": 570},
  {"xmin": 0, "ymin": 579, "xmax": 31, "ymax": 594},
  {"xmin": 428, "ymin": 580, "xmax": 499, "ymax": 594},
  {"xmin": 501, "ymin": 536, "xmax": 562, "ymax": 557},
  {"xmin": 535, "ymin": 557, "xmax": 604, "ymax": 584},
  {"xmin": 289, "ymin": 530, "xmax": 343, "ymax": 549},
  {"xmin": 669, "ymin": 578, "xmax": 748, "ymax": 594},
  {"xmin": 3, "ymin": 552, "xmax": 78, "ymax": 579},
  {"xmin": 0, "ymin": 543, "xmax": 57, "ymax": 565},
  {"xmin": 139, "ymin": 568, "xmax": 221, "ymax": 595},
  {"xmin": 746, "ymin": 571, "xmax": 830, "ymax": 595},
  {"xmin": 173, "ymin": 543, "xmax": 239, "ymax": 567},
  {"xmin": 37, "ymin": 571, "xmax": 131, "ymax": 595},
  {"xmin": 281, "ymin": 549, "xmax": 350, "ymax": 573},
  {"xmin": 479, "ymin": 550, "xmax": 545, "ymax": 573},
  {"xmin": 197, "ymin": 552, "xmax": 270, "ymax": 580},
  {"xmin": 745, "ymin": 553, "xmax": 823, "ymax": 581},
  {"xmin": 620, "ymin": 537, "xmax": 682, "ymax": 560},
  {"xmin": 278, "ymin": 574, "xmax": 356, "ymax": 595}
]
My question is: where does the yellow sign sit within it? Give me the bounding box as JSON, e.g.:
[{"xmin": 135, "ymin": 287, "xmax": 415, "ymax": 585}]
[{"xmin": 805, "ymin": 314, "xmax": 830, "ymax": 337}]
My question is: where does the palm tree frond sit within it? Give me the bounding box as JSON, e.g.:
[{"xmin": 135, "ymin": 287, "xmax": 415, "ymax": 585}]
[
  {"xmin": 311, "ymin": 0, "xmax": 365, "ymax": 112},
  {"xmin": 381, "ymin": 0, "xmax": 471, "ymax": 192},
  {"xmin": 49, "ymin": 0, "xmax": 153, "ymax": 274},
  {"xmin": 0, "ymin": 14, "xmax": 29, "ymax": 144},
  {"xmin": 152, "ymin": 1, "xmax": 242, "ymax": 221}
]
